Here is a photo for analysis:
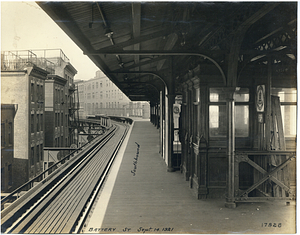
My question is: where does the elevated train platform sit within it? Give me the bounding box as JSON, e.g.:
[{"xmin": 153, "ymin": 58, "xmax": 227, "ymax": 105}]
[
  {"xmin": 84, "ymin": 120, "xmax": 295, "ymax": 234},
  {"xmin": 5, "ymin": 2, "xmax": 295, "ymax": 233}
]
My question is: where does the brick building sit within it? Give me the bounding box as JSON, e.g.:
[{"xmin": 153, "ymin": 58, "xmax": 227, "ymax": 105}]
[
  {"xmin": 75, "ymin": 70, "xmax": 150, "ymax": 118},
  {"xmin": 1, "ymin": 49, "xmax": 78, "ymax": 191},
  {"xmin": 1, "ymin": 51, "xmax": 49, "ymax": 187}
]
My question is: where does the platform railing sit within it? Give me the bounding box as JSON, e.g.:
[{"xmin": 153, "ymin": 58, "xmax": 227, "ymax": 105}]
[
  {"xmin": 231, "ymin": 151, "xmax": 296, "ymax": 203},
  {"xmin": 1, "ymin": 50, "xmax": 55, "ymax": 74}
]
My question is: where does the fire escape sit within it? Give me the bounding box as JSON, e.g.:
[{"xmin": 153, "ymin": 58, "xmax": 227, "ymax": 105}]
[{"xmin": 69, "ymin": 83, "xmax": 80, "ymax": 147}]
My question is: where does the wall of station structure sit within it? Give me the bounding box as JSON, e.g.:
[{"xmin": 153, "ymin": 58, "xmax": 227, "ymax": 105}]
[
  {"xmin": 180, "ymin": 73, "xmax": 296, "ymax": 198},
  {"xmin": 151, "ymin": 67, "xmax": 296, "ymax": 199},
  {"xmin": 75, "ymin": 70, "xmax": 150, "ymax": 119}
]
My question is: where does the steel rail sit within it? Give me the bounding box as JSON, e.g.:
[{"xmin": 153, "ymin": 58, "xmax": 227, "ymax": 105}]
[
  {"xmin": 22, "ymin": 128, "xmax": 119, "ymax": 233},
  {"xmin": 74, "ymin": 122, "xmax": 130, "ymax": 233},
  {"xmin": 2, "ymin": 125, "xmax": 118, "ymax": 233},
  {"xmin": 2, "ymin": 121, "xmax": 130, "ymax": 234},
  {"xmin": 1, "ymin": 123, "xmax": 112, "ymax": 208}
]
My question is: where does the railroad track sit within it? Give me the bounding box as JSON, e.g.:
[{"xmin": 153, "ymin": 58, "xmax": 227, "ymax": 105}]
[{"xmin": 1, "ymin": 122, "xmax": 130, "ymax": 234}]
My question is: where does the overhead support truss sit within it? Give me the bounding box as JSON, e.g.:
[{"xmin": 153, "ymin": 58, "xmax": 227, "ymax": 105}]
[{"xmin": 85, "ymin": 50, "xmax": 227, "ymax": 86}]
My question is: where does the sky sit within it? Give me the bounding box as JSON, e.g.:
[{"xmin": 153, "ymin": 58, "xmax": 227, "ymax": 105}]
[{"xmin": 1, "ymin": 1, "xmax": 100, "ymax": 81}]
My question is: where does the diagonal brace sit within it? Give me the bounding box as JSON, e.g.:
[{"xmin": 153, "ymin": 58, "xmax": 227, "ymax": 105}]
[
  {"xmin": 239, "ymin": 154, "xmax": 295, "ymax": 197},
  {"xmin": 241, "ymin": 155, "xmax": 290, "ymax": 192}
]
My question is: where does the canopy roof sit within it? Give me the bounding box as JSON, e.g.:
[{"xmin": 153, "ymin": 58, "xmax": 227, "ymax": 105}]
[{"xmin": 37, "ymin": 2, "xmax": 297, "ymax": 102}]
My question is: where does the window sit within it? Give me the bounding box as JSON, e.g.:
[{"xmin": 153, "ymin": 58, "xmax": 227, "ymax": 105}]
[
  {"xmin": 41, "ymin": 144, "xmax": 43, "ymax": 161},
  {"xmin": 1, "ymin": 167, "xmax": 4, "ymax": 190},
  {"xmin": 31, "ymin": 83, "xmax": 34, "ymax": 102},
  {"xmin": 31, "ymin": 114, "xmax": 34, "ymax": 133},
  {"xmin": 40, "ymin": 85, "xmax": 44, "ymax": 107},
  {"xmin": 96, "ymin": 82, "xmax": 98, "ymax": 88},
  {"xmin": 58, "ymin": 113, "xmax": 60, "ymax": 127},
  {"xmin": 8, "ymin": 164, "xmax": 12, "ymax": 186},
  {"xmin": 31, "ymin": 147, "xmax": 34, "ymax": 165},
  {"xmin": 36, "ymin": 114, "xmax": 40, "ymax": 132},
  {"xmin": 37, "ymin": 84, "xmax": 40, "ymax": 102},
  {"xmin": 36, "ymin": 145, "xmax": 39, "ymax": 162},
  {"xmin": 1, "ymin": 123, "xmax": 5, "ymax": 146},
  {"xmin": 61, "ymin": 113, "xmax": 63, "ymax": 127},
  {"xmin": 8, "ymin": 122, "xmax": 12, "ymax": 145},
  {"xmin": 234, "ymin": 88, "xmax": 249, "ymax": 137},
  {"xmin": 209, "ymin": 88, "xmax": 249, "ymax": 138},
  {"xmin": 209, "ymin": 105, "xmax": 227, "ymax": 137},
  {"xmin": 272, "ymin": 88, "xmax": 297, "ymax": 137},
  {"xmin": 41, "ymin": 114, "xmax": 43, "ymax": 131}
]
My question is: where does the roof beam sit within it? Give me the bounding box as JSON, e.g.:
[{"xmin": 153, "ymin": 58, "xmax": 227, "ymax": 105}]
[
  {"xmin": 132, "ymin": 2, "xmax": 141, "ymax": 71},
  {"xmin": 254, "ymin": 19, "xmax": 296, "ymax": 45},
  {"xmin": 156, "ymin": 33, "xmax": 178, "ymax": 71},
  {"xmin": 86, "ymin": 50, "xmax": 226, "ymax": 85},
  {"xmin": 112, "ymin": 55, "xmax": 169, "ymax": 73},
  {"xmin": 92, "ymin": 29, "xmax": 172, "ymax": 51}
]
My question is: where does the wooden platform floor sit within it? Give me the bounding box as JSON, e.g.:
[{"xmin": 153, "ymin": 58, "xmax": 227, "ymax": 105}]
[{"xmin": 84, "ymin": 120, "xmax": 296, "ymax": 234}]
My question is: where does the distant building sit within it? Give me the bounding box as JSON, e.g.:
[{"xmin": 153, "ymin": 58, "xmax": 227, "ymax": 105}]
[
  {"xmin": 43, "ymin": 50, "xmax": 78, "ymax": 147},
  {"xmin": 75, "ymin": 70, "xmax": 150, "ymax": 118},
  {"xmin": 1, "ymin": 49, "xmax": 78, "ymax": 190},
  {"xmin": 1, "ymin": 51, "xmax": 49, "ymax": 185},
  {"xmin": 44, "ymin": 75, "xmax": 68, "ymax": 147}
]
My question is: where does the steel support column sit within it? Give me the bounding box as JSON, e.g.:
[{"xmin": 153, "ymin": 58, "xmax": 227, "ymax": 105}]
[
  {"xmin": 166, "ymin": 58, "xmax": 175, "ymax": 172},
  {"xmin": 265, "ymin": 56, "xmax": 272, "ymax": 151},
  {"xmin": 159, "ymin": 90, "xmax": 164, "ymax": 156},
  {"xmin": 166, "ymin": 93, "xmax": 175, "ymax": 172},
  {"xmin": 224, "ymin": 88, "xmax": 236, "ymax": 208}
]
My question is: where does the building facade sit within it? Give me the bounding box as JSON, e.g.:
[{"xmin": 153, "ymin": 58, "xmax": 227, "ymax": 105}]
[
  {"xmin": 1, "ymin": 57, "xmax": 48, "ymax": 186},
  {"xmin": 1, "ymin": 49, "xmax": 78, "ymax": 191},
  {"xmin": 44, "ymin": 75, "xmax": 67, "ymax": 147},
  {"xmin": 37, "ymin": 49, "xmax": 78, "ymax": 147},
  {"xmin": 75, "ymin": 70, "xmax": 150, "ymax": 119}
]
